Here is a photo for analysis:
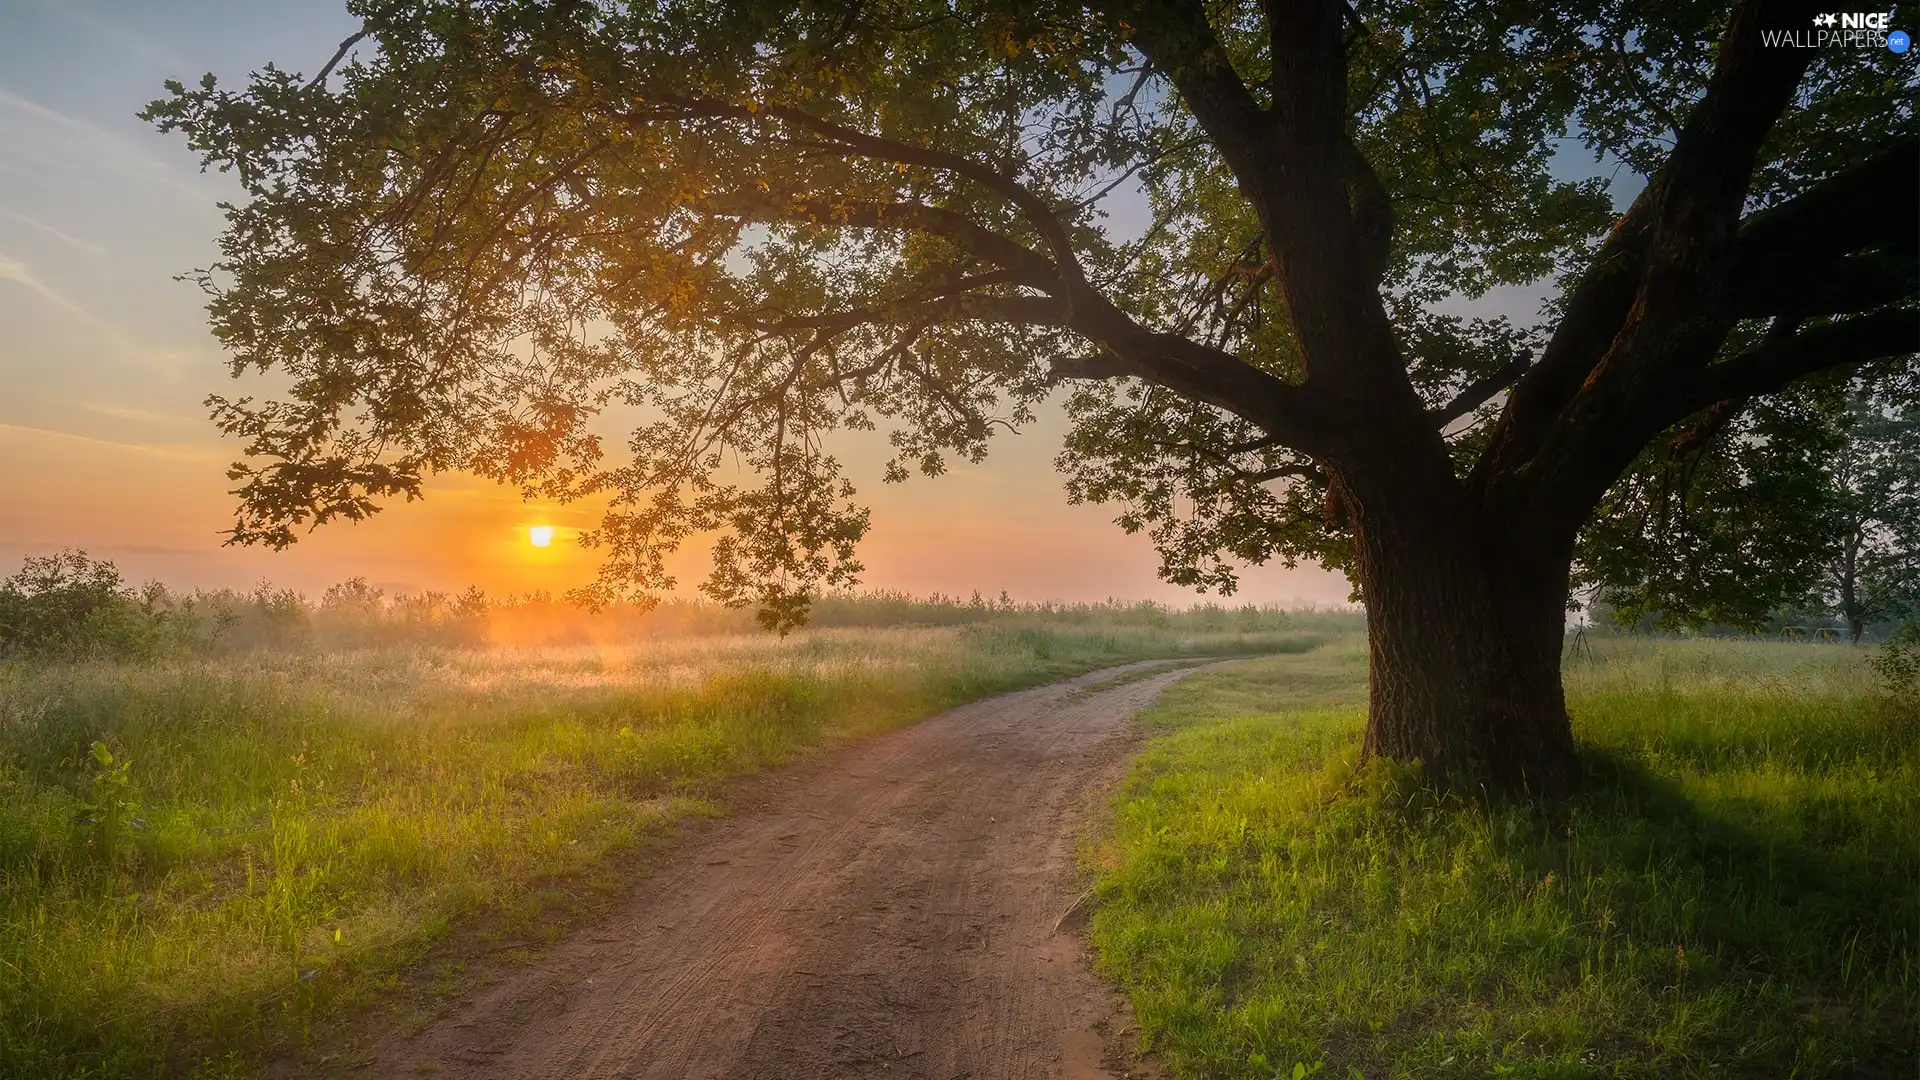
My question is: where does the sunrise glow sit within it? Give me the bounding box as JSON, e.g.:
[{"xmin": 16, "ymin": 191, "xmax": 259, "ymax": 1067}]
[{"xmin": 528, "ymin": 525, "xmax": 555, "ymax": 548}]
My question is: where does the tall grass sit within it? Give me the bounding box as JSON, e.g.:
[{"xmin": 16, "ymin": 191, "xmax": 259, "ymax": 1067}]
[
  {"xmin": 1091, "ymin": 637, "xmax": 1915, "ymax": 1078},
  {"xmin": 0, "ymin": 617, "xmax": 1331, "ymax": 1078}
]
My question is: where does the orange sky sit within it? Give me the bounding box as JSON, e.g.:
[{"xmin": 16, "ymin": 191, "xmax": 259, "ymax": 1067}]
[{"xmin": 0, "ymin": 398, "xmax": 1354, "ymax": 605}]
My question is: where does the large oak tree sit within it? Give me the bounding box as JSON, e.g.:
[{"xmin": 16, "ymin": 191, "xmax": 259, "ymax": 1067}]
[{"xmin": 148, "ymin": 0, "xmax": 1917, "ymax": 793}]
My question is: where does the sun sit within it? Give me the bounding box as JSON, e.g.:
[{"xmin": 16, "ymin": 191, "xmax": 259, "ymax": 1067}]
[{"xmin": 527, "ymin": 525, "xmax": 556, "ymax": 548}]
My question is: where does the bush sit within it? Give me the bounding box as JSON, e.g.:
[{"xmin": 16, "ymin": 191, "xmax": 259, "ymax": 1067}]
[
  {"xmin": 0, "ymin": 552, "xmax": 165, "ymax": 660},
  {"xmin": 1870, "ymin": 621, "xmax": 1918, "ymax": 704}
]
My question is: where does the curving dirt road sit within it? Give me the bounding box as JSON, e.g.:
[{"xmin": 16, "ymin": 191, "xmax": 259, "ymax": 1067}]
[{"xmin": 345, "ymin": 660, "xmax": 1202, "ymax": 1079}]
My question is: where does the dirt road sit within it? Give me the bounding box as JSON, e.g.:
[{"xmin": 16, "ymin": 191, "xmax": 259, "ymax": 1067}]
[{"xmin": 350, "ymin": 660, "xmax": 1203, "ymax": 1079}]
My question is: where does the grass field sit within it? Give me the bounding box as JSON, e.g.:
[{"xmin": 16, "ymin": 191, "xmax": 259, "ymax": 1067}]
[
  {"xmin": 1089, "ymin": 636, "xmax": 1917, "ymax": 1078},
  {"xmin": 0, "ymin": 615, "xmax": 1331, "ymax": 1079}
]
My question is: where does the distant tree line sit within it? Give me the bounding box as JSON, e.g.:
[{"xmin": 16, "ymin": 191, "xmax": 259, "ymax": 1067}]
[
  {"xmin": 1579, "ymin": 381, "xmax": 1919, "ymax": 643},
  {"xmin": 0, "ymin": 550, "xmax": 1336, "ymax": 661}
]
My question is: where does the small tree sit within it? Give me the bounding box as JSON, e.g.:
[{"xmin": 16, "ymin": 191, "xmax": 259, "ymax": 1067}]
[
  {"xmin": 0, "ymin": 552, "xmax": 163, "ymax": 660},
  {"xmin": 1825, "ymin": 395, "xmax": 1920, "ymax": 641},
  {"xmin": 147, "ymin": 0, "xmax": 1917, "ymax": 793}
]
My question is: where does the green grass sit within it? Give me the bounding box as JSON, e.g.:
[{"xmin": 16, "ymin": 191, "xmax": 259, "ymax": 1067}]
[
  {"xmin": 1090, "ymin": 636, "xmax": 1917, "ymax": 1078},
  {"xmin": 0, "ymin": 618, "xmax": 1327, "ymax": 1079}
]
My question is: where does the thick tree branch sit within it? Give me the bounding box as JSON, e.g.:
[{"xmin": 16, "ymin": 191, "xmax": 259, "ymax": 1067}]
[
  {"xmin": 1120, "ymin": 2, "xmax": 1273, "ymax": 211},
  {"xmin": 1728, "ymin": 140, "xmax": 1920, "ymax": 316},
  {"xmin": 1736, "ymin": 140, "xmax": 1920, "ymax": 268},
  {"xmin": 1734, "ymin": 250, "xmax": 1919, "ymax": 318},
  {"xmin": 692, "ymin": 188, "xmax": 1328, "ymax": 451},
  {"xmin": 624, "ymin": 6, "xmax": 1349, "ymax": 462},
  {"xmin": 666, "ymin": 98, "xmax": 1331, "ymax": 450},
  {"xmin": 1675, "ymin": 308, "xmax": 1920, "ymax": 417},
  {"xmin": 1481, "ymin": 40, "xmax": 1910, "ymax": 501},
  {"xmin": 1240, "ymin": 462, "xmax": 1322, "ymax": 485},
  {"xmin": 1048, "ymin": 350, "xmax": 1130, "ymax": 381},
  {"xmin": 1126, "ymin": 0, "xmax": 1417, "ymax": 447},
  {"xmin": 1060, "ymin": 296, "xmax": 1334, "ymax": 453},
  {"xmin": 1481, "ymin": 0, "xmax": 1821, "ymax": 526},
  {"xmin": 1475, "ymin": 192, "xmax": 1657, "ymax": 495}
]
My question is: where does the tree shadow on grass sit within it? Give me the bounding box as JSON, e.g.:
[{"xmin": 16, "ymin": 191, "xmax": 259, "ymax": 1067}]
[{"xmin": 1492, "ymin": 746, "xmax": 1920, "ymax": 1073}]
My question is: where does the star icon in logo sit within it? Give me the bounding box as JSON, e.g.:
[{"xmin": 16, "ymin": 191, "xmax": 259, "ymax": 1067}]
[{"xmin": 1812, "ymin": 12, "xmax": 1839, "ymax": 26}]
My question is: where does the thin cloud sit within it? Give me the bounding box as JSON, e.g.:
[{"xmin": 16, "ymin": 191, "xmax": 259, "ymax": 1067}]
[
  {"xmin": 0, "ymin": 87, "xmax": 158, "ymax": 163},
  {"xmin": 82, "ymin": 401, "xmax": 190, "ymax": 425},
  {"xmin": 0, "ymin": 86, "xmax": 209, "ymax": 203},
  {"xmin": 0, "ymin": 250, "xmax": 131, "ymax": 346},
  {"xmin": 0, "ymin": 252, "xmax": 95, "ymax": 318},
  {"xmin": 0, "ymin": 422, "xmax": 216, "ymax": 463},
  {"xmin": 0, "ymin": 211, "xmax": 108, "ymax": 257}
]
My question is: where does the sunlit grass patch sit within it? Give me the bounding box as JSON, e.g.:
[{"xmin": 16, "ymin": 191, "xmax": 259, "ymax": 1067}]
[{"xmin": 1091, "ymin": 637, "xmax": 1915, "ymax": 1079}]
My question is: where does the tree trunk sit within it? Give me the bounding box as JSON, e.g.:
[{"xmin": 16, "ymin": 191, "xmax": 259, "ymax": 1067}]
[
  {"xmin": 1839, "ymin": 531, "xmax": 1864, "ymax": 644},
  {"xmin": 1338, "ymin": 456, "xmax": 1580, "ymax": 798}
]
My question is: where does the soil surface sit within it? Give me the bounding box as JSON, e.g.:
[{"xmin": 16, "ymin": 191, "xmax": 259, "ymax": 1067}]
[{"xmin": 337, "ymin": 660, "xmax": 1205, "ymax": 1079}]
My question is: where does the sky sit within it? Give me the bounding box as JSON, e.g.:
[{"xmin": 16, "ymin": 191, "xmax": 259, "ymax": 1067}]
[{"xmin": 0, "ymin": 0, "xmax": 1364, "ymax": 606}]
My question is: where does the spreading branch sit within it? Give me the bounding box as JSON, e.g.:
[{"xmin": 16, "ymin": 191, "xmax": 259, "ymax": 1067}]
[
  {"xmin": 1677, "ymin": 308, "xmax": 1920, "ymax": 417},
  {"xmin": 617, "ymin": 93, "xmax": 1095, "ymax": 291},
  {"xmin": 1481, "ymin": 0, "xmax": 1823, "ymax": 521}
]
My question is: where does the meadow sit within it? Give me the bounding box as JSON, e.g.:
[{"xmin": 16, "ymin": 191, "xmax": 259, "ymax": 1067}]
[
  {"xmin": 0, "ymin": 598, "xmax": 1339, "ymax": 1080},
  {"xmin": 1090, "ymin": 635, "xmax": 1917, "ymax": 1078},
  {"xmin": 6, "ymin": 546, "xmax": 1910, "ymax": 1080}
]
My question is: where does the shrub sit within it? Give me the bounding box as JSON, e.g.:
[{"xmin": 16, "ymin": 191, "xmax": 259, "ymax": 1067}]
[
  {"xmin": 1870, "ymin": 621, "xmax": 1918, "ymax": 705},
  {"xmin": 70, "ymin": 740, "xmax": 144, "ymax": 868},
  {"xmin": 0, "ymin": 552, "xmax": 165, "ymax": 660}
]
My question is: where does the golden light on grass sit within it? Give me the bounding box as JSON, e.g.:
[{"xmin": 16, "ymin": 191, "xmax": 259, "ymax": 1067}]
[{"xmin": 528, "ymin": 525, "xmax": 556, "ymax": 548}]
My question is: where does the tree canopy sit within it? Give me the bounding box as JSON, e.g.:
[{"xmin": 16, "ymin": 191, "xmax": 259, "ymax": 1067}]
[{"xmin": 147, "ymin": 0, "xmax": 1915, "ymax": 629}]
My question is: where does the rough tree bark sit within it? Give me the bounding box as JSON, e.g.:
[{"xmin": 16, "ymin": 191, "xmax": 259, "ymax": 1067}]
[
  {"xmin": 1088, "ymin": 0, "xmax": 1907, "ymax": 797},
  {"xmin": 1349, "ymin": 503, "xmax": 1581, "ymax": 794},
  {"xmin": 1128, "ymin": 0, "xmax": 1601, "ymax": 795}
]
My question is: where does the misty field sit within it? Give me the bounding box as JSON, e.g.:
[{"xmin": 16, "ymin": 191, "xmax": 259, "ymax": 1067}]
[
  {"xmin": 1091, "ymin": 637, "xmax": 1917, "ymax": 1078},
  {"xmin": 0, "ymin": 609, "xmax": 1330, "ymax": 1079}
]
